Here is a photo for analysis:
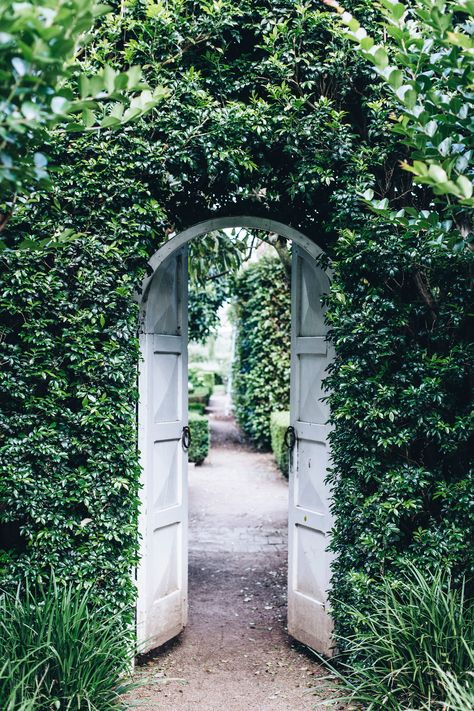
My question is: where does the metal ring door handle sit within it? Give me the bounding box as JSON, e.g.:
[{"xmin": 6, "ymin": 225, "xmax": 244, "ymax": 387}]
[
  {"xmin": 182, "ymin": 426, "xmax": 192, "ymax": 451},
  {"xmin": 284, "ymin": 425, "xmax": 296, "ymax": 450}
]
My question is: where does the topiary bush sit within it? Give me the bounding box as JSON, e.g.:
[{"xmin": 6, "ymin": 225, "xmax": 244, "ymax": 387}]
[
  {"xmin": 232, "ymin": 254, "xmax": 291, "ymax": 449},
  {"xmin": 189, "ymin": 402, "xmax": 206, "ymax": 416},
  {"xmin": 270, "ymin": 411, "xmax": 290, "ymax": 477},
  {"xmin": 188, "ymin": 413, "xmax": 210, "ymax": 466},
  {"xmin": 188, "ymin": 386, "xmax": 211, "ymax": 407},
  {"xmin": 189, "ymin": 367, "xmax": 215, "ymax": 407}
]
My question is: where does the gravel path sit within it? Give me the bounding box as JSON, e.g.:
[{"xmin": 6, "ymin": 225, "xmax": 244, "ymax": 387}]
[{"xmin": 129, "ymin": 394, "xmax": 330, "ymax": 710}]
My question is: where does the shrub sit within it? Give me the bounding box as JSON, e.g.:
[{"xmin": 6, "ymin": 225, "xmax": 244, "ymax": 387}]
[
  {"xmin": 317, "ymin": 566, "xmax": 474, "ymax": 710},
  {"xmin": 270, "ymin": 411, "xmax": 290, "ymax": 477},
  {"xmin": 189, "ymin": 402, "xmax": 206, "ymax": 416},
  {"xmin": 0, "ymin": 574, "xmax": 135, "ymax": 710},
  {"xmin": 0, "ymin": 238, "xmax": 142, "ymax": 630},
  {"xmin": 326, "ymin": 225, "xmax": 473, "ymax": 644},
  {"xmin": 189, "ymin": 367, "xmax": 215, "ymax": 404},
  {"xmin": 199, "ymin": 371, "xmax": 215, "ymax": 396},
  {"xmin": 232, "ymin": 255, "xmax": 291, "ymax": 449},
  {"xmin": 188, "ymin": 413, "xmax": 210, "ymax": 466},
  {"xmin": 188, "ymin": 386, "xmax": 211, "ymax": 407}
]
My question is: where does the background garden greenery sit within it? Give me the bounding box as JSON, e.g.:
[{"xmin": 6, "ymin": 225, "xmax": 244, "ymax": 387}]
[
  {"xmin": 232, "ymin": 253, "xmax": 291, "ymax": 449},
  {"xmin": 0, "ymin": 0, "xmax": 472, "ymax": 684}
]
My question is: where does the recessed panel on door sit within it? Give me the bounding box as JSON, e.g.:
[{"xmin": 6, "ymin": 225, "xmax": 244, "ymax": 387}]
[
  {"xmin": 153, "ymin": 440, "xmax": 180, "ymax": 510},
  {"xmin": 153, "ymin": 352, "xmax": 180, "ymax": 422},
  {"xmin": 288, "ymin": 244, "xmax": 334, "ymax": 656},
  {"xmin": 149, "ymin": 523, "xmax": 181, "ymax": 603},
  {"xmin": 295, "ymin": 524, "xmax": 329, "ymax": 601},
  {"xmin": 298, "ymin": 353, "xmax": 329, "ymax": 424},
  {"xmin": 137, "ymin": 247, "xmax": 189, "ymax": 653},
  {"xmin": 297, "ymin": 255, "xmax": 328, "ymax": 337},
  {"xmin": 296, "ymin": 438, "xmax": 329, "ymax": 516}
]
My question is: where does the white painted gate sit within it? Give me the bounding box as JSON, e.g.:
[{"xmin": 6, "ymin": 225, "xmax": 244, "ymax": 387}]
[
  {"xmin": 287, "ymin": 244, "xmax": 333, "ymax": 656},
  {"xmin": 136, "ymin": 247, "xmax": 189, "ymax": 653}
]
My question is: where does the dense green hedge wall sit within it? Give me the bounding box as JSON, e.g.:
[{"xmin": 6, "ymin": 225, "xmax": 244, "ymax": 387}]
[
  {"xmin": 232, "ymin": 254, "xmax": 291, "ymax": 449},
  {"xmin": 325, "ymin": 226, "xmax": 474, "ymax": 642},
  {"xmin": 0, "ymin": 237, "xmax": 143, "ymax": 624},
  {"xmin": 1, "ymin": 0, "xmax": 471, "ymax": 652},
  {"xmin": 188, "ymin": 413, "xmax": 210, "ymax": 466},
  {"xmin": 270, "ymin": 411, "xmax": 290, "ymax": 477}
]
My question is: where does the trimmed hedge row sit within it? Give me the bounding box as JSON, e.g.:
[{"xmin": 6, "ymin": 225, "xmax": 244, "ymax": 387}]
[
  {"xmin": 188, "ymin": 413, "xmax": 210, "ymax": 466},
  {"xmin": 325, "ymin": 227, "xmax": 474, "ymax": 644},
  {"xmin": 270, "ymin": 411, "xmax": 290, "ymax": 477},
  {"xmin": 232, "ymin": 255, "xmax": 291, "ymax": 449}
]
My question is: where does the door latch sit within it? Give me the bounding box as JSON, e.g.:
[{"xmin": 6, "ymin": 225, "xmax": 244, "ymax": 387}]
[
  {"xmin": 284, "ymin": 425, "xmax": 296, "ymax": 450},
  {"xmin": 182, "ymin": 425, "xmax": 192, "ymax": 451}
]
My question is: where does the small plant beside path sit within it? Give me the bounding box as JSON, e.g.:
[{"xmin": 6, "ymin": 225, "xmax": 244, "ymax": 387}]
[{"xmin": 0, "ymin": 574, "xmax": 135, "ymax": 710}]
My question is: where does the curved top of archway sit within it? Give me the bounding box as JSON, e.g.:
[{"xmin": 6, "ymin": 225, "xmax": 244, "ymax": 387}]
[{"xmin": 140, "ymin": 215, "xmax": 325, "ymax": 305}]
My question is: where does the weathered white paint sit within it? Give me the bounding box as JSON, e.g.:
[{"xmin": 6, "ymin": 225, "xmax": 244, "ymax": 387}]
[
  {"xmin": 287, "ymin": 244, "xmax": 333, "ymax": 656},
  {"xmin": 138, "ymin": 216, "xmax": 333, "ymax": 656},
  {"xmin": 136, "ymin": 247, "xmax": 189, "ymax": 653}
]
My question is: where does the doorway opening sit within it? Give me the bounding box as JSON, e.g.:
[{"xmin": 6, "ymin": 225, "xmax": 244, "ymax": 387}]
[{"xmin": 136, "ymin": 217, "xmax": 333, "ymax": 660}]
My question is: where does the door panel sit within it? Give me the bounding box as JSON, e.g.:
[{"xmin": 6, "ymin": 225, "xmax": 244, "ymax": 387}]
[
  {"xmin": 137, "ymin": 248, "xmax": 188, "ymax": 653},
  {"xmin": 288, "ymin": 245, "xmax": 333, "ymax": 656}
]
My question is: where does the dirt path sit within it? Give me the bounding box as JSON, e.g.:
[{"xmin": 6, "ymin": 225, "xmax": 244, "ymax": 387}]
[{"xmin": 130, "ymin": 393, "xmax": 328, "ymax": 710}]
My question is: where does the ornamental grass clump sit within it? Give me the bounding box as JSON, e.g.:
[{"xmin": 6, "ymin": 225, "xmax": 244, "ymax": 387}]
[
  {"xmin": 0, "ymin": 575, "xmax": 135, "ymax": 710},
  {"xmin": 316, "ymin": 566, "xmax": 474, "ymax": 710}
]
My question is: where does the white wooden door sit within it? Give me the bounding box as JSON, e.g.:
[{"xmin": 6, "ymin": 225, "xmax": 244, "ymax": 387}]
[
  {"xmin": 287, "ymin": 245, "xmax": 333, "ymax": 656},
  {"xmin": 136, "ymin": 247, "xmax": 188, "ymax": 653}
]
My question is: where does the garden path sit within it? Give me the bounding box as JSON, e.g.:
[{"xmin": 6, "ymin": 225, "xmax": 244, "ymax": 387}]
[{"xmin": 130, "ymin": 393, "xmax": 329, "ymax": 710}]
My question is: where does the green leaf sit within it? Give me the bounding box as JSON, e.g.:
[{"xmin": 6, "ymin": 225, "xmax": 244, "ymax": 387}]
[
  {"xmin": 396, "ymin": 85, "xmax": 417, "ymax": 109},
  {"xmin": 373, "ymin": 46, "xmax": 389, "ymax": 69},
  {"xmin": 446, "ymin": 31, "xmax": 474, "ymax": 49},
  {"xmin": 387, "ymin": 68, "xmax": 403, "ymax": 90},
  {"xmin": 456, "ymin": 175, "xmax": 473, "ymax": 199},
  {"xmin": 428, "ymin": 164, "xmax": 448, "ymax": 183}
]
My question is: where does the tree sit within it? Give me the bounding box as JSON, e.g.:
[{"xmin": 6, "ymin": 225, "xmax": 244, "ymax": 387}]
[
  {"xmin": 325, "ymin": 0, "xmax": 474, "ymax": 250},
  {"xmin": 0, "ymin": 0, "xmax": 167, "ymax": 242}
]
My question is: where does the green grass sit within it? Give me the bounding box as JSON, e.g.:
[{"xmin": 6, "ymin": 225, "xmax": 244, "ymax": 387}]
[
  {"xmin": 314, "ymin": 565, "xmax": 474, "ymax": 710},
  {"xmin": 0, "ymin": 575, "xmax": 135, "ymax": 710}
]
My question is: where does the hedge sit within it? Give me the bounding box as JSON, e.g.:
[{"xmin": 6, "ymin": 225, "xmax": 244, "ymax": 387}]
[
  {"xmin": 325, "ymin": 226, "xmax": 473, "ymax": 644},
  {"xmin": 189, "ymin": 402, "xmax": 206, "ymax": 416},
  {"xmin": 188, "ymin": 386, "xmax": 211, "ymax": 407},
  {"xmin": 232, "ymin": 255, "xmax": 291, "ymax": 449},
  {"xmin": 0, "ymin": 237, "xmax": 142, "ymax": 627},
  {"xmin": 188, "ymin": 413, "xmax": 210, "ymax": 466},
  {"xmin": 270, "ymin": 411, "xmax": 290, "ymax": 478},
  {"xmin": 0, "ymin": 0, "xmax": 471, "ymax": 656}
]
